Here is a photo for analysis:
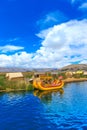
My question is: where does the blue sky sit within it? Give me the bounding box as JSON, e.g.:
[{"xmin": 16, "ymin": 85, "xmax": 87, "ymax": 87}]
[{"xmin": 0, "ymin": 0, "xmax": 87, "ymax": 68}]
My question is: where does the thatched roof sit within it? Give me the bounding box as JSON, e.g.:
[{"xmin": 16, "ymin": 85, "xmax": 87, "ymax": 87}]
[
  {"xmin": 6, "ymin": 72, "xmax": 24, "ymax": 80},
  {"xmin": 51, "ymin": 72, "xmax": 58, "ymax": 75}
]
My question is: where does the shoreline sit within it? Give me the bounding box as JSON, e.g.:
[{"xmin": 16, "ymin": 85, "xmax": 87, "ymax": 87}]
[
  {"xmin": 0, "ymin": 78, "xmax": 87, "ymax": 93},
  {"xmin": 0, "ymin": 88, "xmax": 30, "ymax": 93},
  {"xmin": 63, "ymin": 78, "xmax": 87, "ymax": 83}
]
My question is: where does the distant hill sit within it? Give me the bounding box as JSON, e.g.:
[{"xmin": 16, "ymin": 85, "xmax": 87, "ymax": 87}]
[
  {"xmin": 0, "ymin": 67, "xmax": 30, "ymax": 72},
  {"xmin": 60, "ymin": 64, "xmax": 87, "ymax": 72},
  {"xmin": 0, "ymin": 64, "xmax": 87, "ymax": 72},
  {"xmin": 0, "ymin": 67, "xmax": 57, "ymax": 72}
]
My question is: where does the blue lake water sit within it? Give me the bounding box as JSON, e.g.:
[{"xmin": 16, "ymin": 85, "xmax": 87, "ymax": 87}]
[{"xmin": 0, "ymin": 82, "xmax": 87, "ymax": 130}]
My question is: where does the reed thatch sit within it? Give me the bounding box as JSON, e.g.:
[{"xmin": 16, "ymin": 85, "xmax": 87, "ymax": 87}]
[{"xmin": 6, "ymin": 72, "xmax": 24, "ymax": 80}]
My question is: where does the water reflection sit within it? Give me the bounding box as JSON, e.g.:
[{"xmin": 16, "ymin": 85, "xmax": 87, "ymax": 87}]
[
  {"xmin": 0, "ymin": 91, "xmax": 33, "ymax": 106},
  {"xmin": 0, "ymin": 91, "xmax": 31, "ymax": 97},
  {"xmin": 0, "ymin": 82, "xmax": 87, "ymax": 129},
  {"xmin": 33, "ymin": 88, "xmax": 64, "ymax": 104}
]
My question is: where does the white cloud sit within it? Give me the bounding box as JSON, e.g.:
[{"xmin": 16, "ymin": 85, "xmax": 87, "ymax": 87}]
[
  {"xmin": 0, "ymin": 52, "xmax": 33, "ymax": 67},
  {"xmin": 6, "ymin": 38, "xmax": 19, "ymax": 42},
  {"xmin": 0, "ymin": 19, "xmax": 87, "ymax": 68},
  {"xmin": 37, "ymin": 11, "xmax": 68, "ymax": 29},
  {"xmin": 0, "ymin": 45, "xmax": 24, "ymax": 53},
  {"xmin": 35, "ymin": 19, "xmax": 87, "ymax": 68},
  {"xmin": 70, "ymin": 0, "xmax": 83, "ymax": 4},
  {"xmin": 70, "ymin": 0, "xmax": 76, "ymax": 4},
  {"xmin": 79, "ymin": 2, "xmax": 87, "ymax": 10}
]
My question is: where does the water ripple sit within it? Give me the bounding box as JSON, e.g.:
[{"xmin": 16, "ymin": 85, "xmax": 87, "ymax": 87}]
[{"xmin": 0, "ymin": 82, "xmax": 87, "ymax": 129}]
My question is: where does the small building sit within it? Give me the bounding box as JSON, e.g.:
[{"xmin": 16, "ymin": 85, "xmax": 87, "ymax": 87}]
[
  {"xmin": 6, "ymin": 72, "xmax": 24, "ymax": 80},
  {"xmin": 34, "ymin": 72, "xmax": 46, "ymax": 78},
  {"xmin": 50, "ymin": 72, "xmax": 58, "ymax": 78},
  {"xmin": 65, "ymin": 71, "xmax": 73, "ymax": 78},
  {"xmin": 51, "ymin": 72, "xmax": 58, "ymax": 75},
  {"xmin": 33, "ymin": 72, "xmax": 52, "ymax": 80},
  {"xmin": 83, "ymin": 71, "xmax": 87, "ymax": 76},
  {"xmin": 76, "ymin": 70, "xmax": 83, "ymax": 75},
  {"xmin": 72, "ymin": 71, "xmax": 76, "ymax": 74}
]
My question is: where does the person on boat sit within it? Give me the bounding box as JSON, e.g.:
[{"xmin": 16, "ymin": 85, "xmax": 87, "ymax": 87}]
[
  {"xmin": 58, "ymin": 76, "xmax": 63, "ymax": 81},
  {"xmin": 52, "ymin": 79, "xmax": 57, "ymax": 85},
  {"xmin": 53, "ymin": 79, "xmax": 57, "ymax": 84},
  {"xmin": 58, "ymin": 76, "xmax": 63, "ymax": 84}
]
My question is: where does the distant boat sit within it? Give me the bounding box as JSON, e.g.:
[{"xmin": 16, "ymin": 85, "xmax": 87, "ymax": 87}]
[{"xmin": 33, "ymin": 78, "xmax": 64, "ymax": 91}]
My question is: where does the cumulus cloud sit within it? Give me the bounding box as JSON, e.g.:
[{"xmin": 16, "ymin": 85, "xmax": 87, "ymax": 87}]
[
  {"xmin": 0, "ymin": 45, "xmax": 24, "ymax": 53},
  {"xmin": 35, "ymin": 19, "xmax": 87, "ymax": 68},
  {"xmin": 0, "ymin": 19, "xmax": 87, "ymax": 68},
  {"xmin": 38, "ymin": 19, "xmax": 87, "ymax": 48},
  {"xmin": 0, "ymin": 52, "xmax": 33, "ymax": 67}
]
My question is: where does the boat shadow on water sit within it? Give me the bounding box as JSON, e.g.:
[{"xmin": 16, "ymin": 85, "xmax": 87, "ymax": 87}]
[{"xmin": 33, "ymin": 88, "xmax": 64, "ymax": 104}]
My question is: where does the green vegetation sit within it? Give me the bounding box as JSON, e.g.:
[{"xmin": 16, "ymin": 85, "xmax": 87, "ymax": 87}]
[
  {"xmin": 73, "ymin": 73, "xmax": 86, "ymax": 78},
  {"xmin": 23, "ymin": 72, "xmax": 34, "ymax": 78},
  {"xmin": 0, "ymin": 70, "xmax": 87, "ymax": 92},
  {"xmin": 57, "ymin": 72, "xmax": 66, "ymax": 79},
  {"xmin": 0, "ymin": 74, "xmax": 34, "ymax": 92},
  {"xmin": 57, "ymin": 71, "xmax": 87, "ymax": 79}
]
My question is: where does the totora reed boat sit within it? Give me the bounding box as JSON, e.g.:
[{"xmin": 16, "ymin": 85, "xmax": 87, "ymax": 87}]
[{"xmin": 33, "ymin": 78, "xmax": 64, "ymax": 91}]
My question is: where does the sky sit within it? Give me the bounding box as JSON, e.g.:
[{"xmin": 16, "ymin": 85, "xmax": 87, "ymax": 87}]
[{"xmin": 0, "ymin": 0, "xmax": 87, "ymax": 68}]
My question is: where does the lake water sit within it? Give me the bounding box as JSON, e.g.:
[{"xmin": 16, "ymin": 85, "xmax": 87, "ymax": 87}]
[{"xmin": 0, "ymin": 82, "xmax": 87, "ymax": 130}]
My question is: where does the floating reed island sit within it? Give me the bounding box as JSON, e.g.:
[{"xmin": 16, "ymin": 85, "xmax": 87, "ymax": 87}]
[
  {"xmin": 63, "ymin": 77, "xmax": 87, "ymax": 83},
  {"xmin": 0, "ymin": 66, "xmax": 87, "ymax": 92}
]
